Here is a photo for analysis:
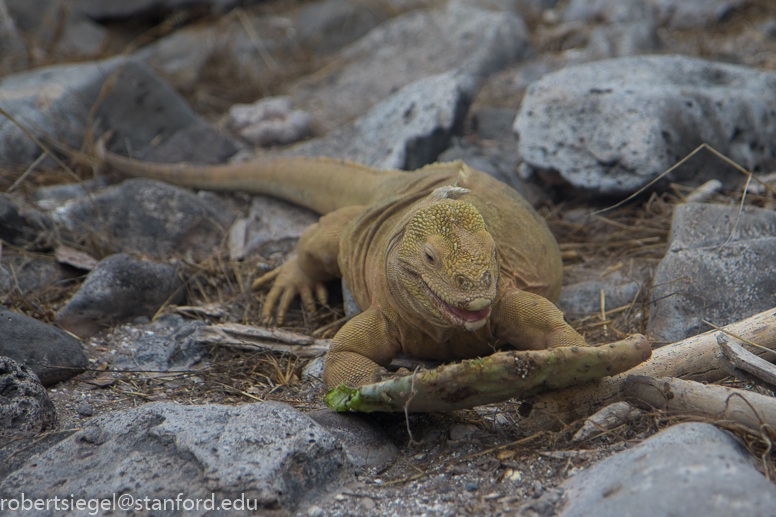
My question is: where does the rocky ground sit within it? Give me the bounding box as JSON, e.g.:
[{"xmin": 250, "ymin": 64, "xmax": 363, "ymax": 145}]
[{"xmin": 2, "ymin": 0, "xmax": 776, "ymax": 515}]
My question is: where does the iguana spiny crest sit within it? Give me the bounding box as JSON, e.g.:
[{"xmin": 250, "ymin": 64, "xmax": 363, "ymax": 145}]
[{"xmin": 396, "ymin": 199, "xmax": 498, "ymax": 331}]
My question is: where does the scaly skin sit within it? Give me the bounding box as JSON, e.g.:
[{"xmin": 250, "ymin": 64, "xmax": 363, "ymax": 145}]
[{"xmin": 98, "ymin": 144, "xmax": 589, "ymax": 389}]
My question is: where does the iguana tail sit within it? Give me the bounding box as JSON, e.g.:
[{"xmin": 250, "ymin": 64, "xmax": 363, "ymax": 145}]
[{"xmin": 97, "ymin": 139, "xmax": 397, "ymax": 214}]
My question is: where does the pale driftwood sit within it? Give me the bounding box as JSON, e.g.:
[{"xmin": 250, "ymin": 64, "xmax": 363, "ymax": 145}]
[
  {"xmin": 571, "ymin": 401, "xmax": 641, "ymax": 442},
  {"xmin": 197, "ymin": 323, "xmax": 331, "ymax": 357},
  {"xmin": 175, "ymin": 303, "xmax": 226, "ymax": 318},
  {"xmin": 718, "ymin": 334, "xmax": 776, "ymax": 388},
  {"xmin": 519, "ymin": 307, "xmax": 776, "ymax": 433},
  {"xmin": 624, "ymin": 375, "xmax": 776, "ymax": 432}
]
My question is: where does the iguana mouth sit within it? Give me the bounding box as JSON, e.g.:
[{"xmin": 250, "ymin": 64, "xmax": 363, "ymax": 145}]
[{"xmin": 421, "ymin": 279, "xmax": 491, "ymax": 328}]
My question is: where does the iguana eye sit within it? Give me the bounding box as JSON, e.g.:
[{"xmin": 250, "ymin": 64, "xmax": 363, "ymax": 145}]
[{"xmin": 424, "ymin": 244, "xmax": 436, "ymax": 265}]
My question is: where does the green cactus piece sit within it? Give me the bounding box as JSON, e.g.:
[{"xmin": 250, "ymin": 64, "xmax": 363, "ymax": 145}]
[{"xmin": 324, "ymin": 335, "xmax": 651, "ymax": 412}]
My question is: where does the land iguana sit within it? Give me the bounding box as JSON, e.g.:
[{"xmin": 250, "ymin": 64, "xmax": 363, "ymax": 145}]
[{"xmin": 97, "ymin": 143, "xmax": 601, "ymax": 390}]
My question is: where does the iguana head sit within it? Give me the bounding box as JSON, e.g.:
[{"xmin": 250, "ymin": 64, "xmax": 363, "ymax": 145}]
[{"xmin": 393, "ymin": 197, "xmax": 498, "ymax": 332}]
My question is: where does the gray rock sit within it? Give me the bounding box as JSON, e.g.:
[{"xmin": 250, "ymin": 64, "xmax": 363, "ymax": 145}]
[
  {"xmin": 514, "ymin": 55, "xmax": 776, "ymax": 196},
  {"xmin": 33, "ymin": 177, "xmax": 113, "ymax": 211},
  {"xmin": 138, "ymin": 124, "xmax": 239, "ymax": 165},
  {"xmin": 498, "ymin": 58, "xmax": 563, "ymax": 101},
  {"xmin": 530, "ymin": 0, "xmax": 660, "ymax": 64},
  {"xmin": 295, "ymin": 0, "xmax": 389, "ymax": 55},
  {"xmin": 244, "ymin": 196, "xmax": 318, "ymax": 258},
  {"xmin": 307, "ymin": 410, "xmax": 398, "ymax": 471},
  {"xmin": 0, "ymin": 194, "xmax": 25, "ymax": 244},
  {"xmin": 666, "ymin": 202, "xmax": 776, "ymax": 251},
  {"xmin": 133, "ymin": 23, "xmax": 228, "ymax": 90},
  {"xmin": 0, "ymin": 58, "xmax": 116, "ymax": 166},
  {"xmin": 563, "ymin": 0, "xmax": 655, "ymax": 24},
  {"xmin": 439, "ymin": 106, "xmax": 546, "ymax": 203},
  {"xmin": 55, "ymin": 253, "xmax": 186, "ymax": 338},
  {"xmin": 646, "ymin": 0, "xmax": 748, "ymax": 30},
  {"xmin": 288, "ymin": 0, "xmax": 530, "ymax": 132},
  {"xmin": 0, "ymin": 2, "xmax": 28, "ymax": 71},
  {"xmin": 580, "ymin": 19, "xmax": 659, "ymax": 61},
  {"xmin": 530, "ymin": 423, "xmax": 776, "ymax": 517},
  {"xmin": 97, "ymin": 61, "xmax": 239, "ymax": 163},
  {"xmin": 72, "ymin": 0, "xmax": 252, "ymax": 19},
  {"xmin": 6, "ymin": 0, "xmax": 107, "ymax": 59},
  {"xmin": 0, "ymin": 265, "xmax": 10, "ymax": 293},
  {"xmin": 648, "ymin": 203, "xmax": 776, "ymax": 344},
  {"xmin": 439, "ymin": 139, "xmax": 542, "ymax": 203},
  {"xmin": 134, "ymin": 0, "xmax": 402, "ymax": 94},
  {"xmin": 52, "ymin": 178, "xmax": 233, "ymax": 259},
  {"xmin": 0, "ymin": 356, "xmax": 57, "ymax": 440},
  {"xmin": 0, "ymin": 401, "xmax": 351, "ymax": 514},
  {"xmin": 0, "ymin": 430, "xmax": 76, "ymax": 481},
  {"xmin": 449, "ymin": 423, "xmax": 478, "ymax": 441},
  {"xmin": 0, "ymin": 306, "xmax": 88, "ymax": 386},
  {"xmin": 76, "ymin": 402, "xmax": 93, "ymax": 417},
  {"xmin": 301, "ymin": 356, "xmax": 326, "ymax": 382},
  {"xmin": 286, "ymin": 70, "xmax": 476, "ymax": 170},
  {"xmin": 0, "ymin": 257, "xmax": 64, "ymax": 297},
  {"xmin": 111, "ymin": 314, "xmax": 208, "ymax": 374},
  {"xmin": 557, "ymin": 273, "xmax": 642, "ymax": 319},
  {"xmin": 342, "ymin": 279, "xmax": 361, "ymax": 318},
  {"xmin": 563, "ymin": 0, "xmax": 745, "ymax": 29},
  {"xmin": 0, "ymin": 195, "xmax": 56, "ymax": 245},
  {"xmin": 516, "ymin": 0, "xmax": 562, "ymax": 12},
  {"xmin": 0, "ymin": 57, "xmax": 235, "ymax": 168},
  {"xmin": 132, "ymin": 0, "xmax": 432, "ymax": 98},
  {"xmin": 470, "ymin": 106, "xmax": 520, "ymax": 142}
]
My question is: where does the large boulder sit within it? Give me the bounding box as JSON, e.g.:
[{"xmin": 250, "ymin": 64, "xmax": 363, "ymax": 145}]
[
  {"xmin": 55, "ymin": 254, "xmax": 186, "ymax": 338},
  {"xmin": 0, "ymin": 401, "xmax": 352, "ymax": 515},
  {"xmin": 285, "ymin": 70, "xmax": 476, "ymax": 170},
  {"xmin": 288, "ymin": 0, "xmax": 530, "ymax": 132},
  {"xmin": 0, "ymin": 306, "xmax": 88, "ymax": 386},
  {"xmin": 648, "ymin": 203, "xmax": 776, "ymax": 344},
  {"xmin": 0, "ymin": 58, "xmax": 237, "ymax": 168},
  {"xmin": 52, "ymin": 178, "xmax": 233, "ymax": 259},
  {"xmin": 515, "ymin": 55, "xmax": 776, "ymax": 196},
  {"xmin": 522, "ymin": 423, "xmax": 776, "ymax": 517},
  {"xmin": 0, "ymin": 357, "xmax": 57, "ymax": 440}
]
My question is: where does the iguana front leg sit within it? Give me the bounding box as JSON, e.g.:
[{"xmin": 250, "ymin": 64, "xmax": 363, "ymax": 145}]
[
  {"xmin": 254, "ymin": 205, "xmax": 366, "ymax": 324},
  {"xmin": 323, "ymin": 307, "xmax": 402, "ymax": 388},
  {"xmin": 491, "ymin": 288, "xmax": 587, "ymax": 350}
]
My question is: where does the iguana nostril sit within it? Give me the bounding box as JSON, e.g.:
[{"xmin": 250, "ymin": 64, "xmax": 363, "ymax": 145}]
[{"xmin": 455, "ymin": 274, "xmax": 470, "ymax": 289}]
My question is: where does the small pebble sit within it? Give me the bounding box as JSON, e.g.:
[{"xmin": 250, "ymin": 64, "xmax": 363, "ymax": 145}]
[
  {"xmin": 307, "ymin": 505, "xmax": 323, "ymax": 517},
  {"xmin": 464, "ymin": 482, "xmax": 478, "ymax": 492},
  {"xmin": 531, "ymin": 480, "xmax": 544, "ymax": 498},
  {"xmin": 449, "ymin": 424, "xmax": 477, "ymax": 441},
  {"xmin": 76, "ymin": 403, "xmax": 94, "ymax": 417}
]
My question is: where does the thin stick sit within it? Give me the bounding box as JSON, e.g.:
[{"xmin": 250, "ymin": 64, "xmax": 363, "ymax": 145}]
[
  {"xmin": 235, "ymin": 8, "xmax": 278, "ymax": 70},
  {"xmin": 717, "ymin": 170, "xmax": 753, "ymax": 250},
  {"xmin": 7, "ymin": 152, "xmax": 45, "ymax": 192},
  {"xmin": 594, "ymin": 143, "xmax": 758, "ymax": 215}
]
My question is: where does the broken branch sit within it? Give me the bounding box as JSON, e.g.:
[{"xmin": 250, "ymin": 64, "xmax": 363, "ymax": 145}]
[
  {"xmin": 519, "ymin": 307, "xmax": 776, "ymax": 433},
  {"xmin": 197, "ymin": 323, "xmax": 331, "ymax": 357},
  {"xmin": 624, "ymin": 375, "xmax": 776, "ymax": 433},
  {"xmin": 718, "ymin": 334, "xmax": 776, "ymax": 389}
]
